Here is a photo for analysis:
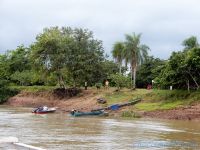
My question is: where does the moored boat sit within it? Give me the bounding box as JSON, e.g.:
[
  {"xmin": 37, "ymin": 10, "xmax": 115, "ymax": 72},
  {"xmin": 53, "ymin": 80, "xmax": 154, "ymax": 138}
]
[
  {"xmin": 71, "ymin": 110, "xmax": 104, "ymax": 117},
  {"xmin": 32, "ymin": 107, "xmax": 56, "ymax": 114}
]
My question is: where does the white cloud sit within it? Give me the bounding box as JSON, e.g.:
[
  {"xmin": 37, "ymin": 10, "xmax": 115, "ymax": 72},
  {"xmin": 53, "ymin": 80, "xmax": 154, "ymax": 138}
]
[{"xmin": 1, "ymin": 0, "xmax": 200, "ymax": 59}]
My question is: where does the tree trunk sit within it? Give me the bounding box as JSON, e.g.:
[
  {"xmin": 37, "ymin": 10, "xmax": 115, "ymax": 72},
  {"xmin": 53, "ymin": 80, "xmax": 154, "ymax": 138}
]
[
  {"xmin": 188, "ymin": 72, "xmax": 199, "ymax": 90},
  {"xmin": 60, "ymin": 75, "xmax": 66, "ymax": 88},
  {"xmin": 119, "ymin": 63, "xmax": 122, "ymax": 74},
  {"xmin": 130, "ymin": 66, "xmax": 133, "ymax": 88},
  {"xmin": 132, "ymin": 67, "xmax": 136, "ymax": 89},
  {"xmin": 187, "ymin": 79, "xmax": 190, "ymax": 92},
  {"xmin": 58, "ymin": 76, "xmax": 61, "ymax": 88}
]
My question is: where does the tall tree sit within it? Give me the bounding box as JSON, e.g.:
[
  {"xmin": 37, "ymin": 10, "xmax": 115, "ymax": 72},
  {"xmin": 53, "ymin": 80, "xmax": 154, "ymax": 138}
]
[
  {"xmin": 182, "ymin": 36, "xmax": 199, "ymax": 50},
  {"xmin": 66, "ymin": 28, "xmax": 104, "ymax": 86},
  {"xmin": 112, "ymin": 42, "xmax": 124, "ymax": 74},
  {"xmin": 31, "ymin": 27, "xmax": 72, "ymax": 87},
  {"xmin": 31, "ymin": 27, "xmax": 105, "ymax": 87},
  {"xmin": 124, "ymin": 33, "xmax": 149, "ymax": 89}
]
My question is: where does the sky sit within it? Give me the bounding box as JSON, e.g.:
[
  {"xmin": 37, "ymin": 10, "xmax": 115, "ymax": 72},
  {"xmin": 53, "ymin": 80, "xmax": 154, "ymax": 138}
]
[{"xmin": 1, "ymin": 0, "xmax": 200, "ymax": 59}]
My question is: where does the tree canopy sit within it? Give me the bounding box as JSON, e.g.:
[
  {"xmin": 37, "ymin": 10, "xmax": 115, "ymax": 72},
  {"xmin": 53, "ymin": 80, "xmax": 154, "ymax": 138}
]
[{"xmin": 0, "ymin": 26, "xmax": 199, "ymax": 92}]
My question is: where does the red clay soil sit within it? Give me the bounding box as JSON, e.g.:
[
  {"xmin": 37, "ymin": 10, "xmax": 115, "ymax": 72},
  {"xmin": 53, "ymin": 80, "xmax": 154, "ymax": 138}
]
[
  {"xmin": 6, "ymin": 90, "xmax": 102, "ymax": 112},
  {"xmin": 142, "ymin": 104, "xmax": 200, "ymax": 120}
]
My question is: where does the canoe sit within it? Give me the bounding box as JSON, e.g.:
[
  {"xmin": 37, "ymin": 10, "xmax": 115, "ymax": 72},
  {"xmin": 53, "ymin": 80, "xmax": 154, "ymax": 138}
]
[
  {"xmin": 32, "ymin": 108, "xmax": 56, "ymax": 114},
  {"xmin": 117, "ymin": 98, "xmax": 142, "ymax": 108},
  {"xmin": 71, "ymin": 110, "xmax": 104, "ymax": 117},
  {"xmin": 92, "ymin": 98, "xmax": 142, "ymax": 111}
]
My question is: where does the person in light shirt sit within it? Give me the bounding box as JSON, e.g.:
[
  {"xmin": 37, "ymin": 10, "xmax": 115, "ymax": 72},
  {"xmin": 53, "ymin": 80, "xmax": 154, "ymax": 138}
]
[{"xmin": 43, "ymin": 106, "xmax": 48, "ymax": 111}]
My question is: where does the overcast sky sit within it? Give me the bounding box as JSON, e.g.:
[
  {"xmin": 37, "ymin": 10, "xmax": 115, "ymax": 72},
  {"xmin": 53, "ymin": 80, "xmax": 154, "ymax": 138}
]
[{"xmin": 1, "ymin": 0, "xmax": 200, "ymax": 59}]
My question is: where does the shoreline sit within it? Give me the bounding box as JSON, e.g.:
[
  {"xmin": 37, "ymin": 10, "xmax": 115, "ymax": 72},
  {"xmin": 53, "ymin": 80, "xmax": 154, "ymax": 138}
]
[{"xmin": 5, "ymin": 89, "xmax": 200, "ymax": 121}]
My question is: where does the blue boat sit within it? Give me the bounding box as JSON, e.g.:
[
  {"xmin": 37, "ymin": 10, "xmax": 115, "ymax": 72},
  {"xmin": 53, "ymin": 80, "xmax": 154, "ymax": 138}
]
[{"xmin": 71, "ymin": 110, "xmax": 104, "ymax": 117}]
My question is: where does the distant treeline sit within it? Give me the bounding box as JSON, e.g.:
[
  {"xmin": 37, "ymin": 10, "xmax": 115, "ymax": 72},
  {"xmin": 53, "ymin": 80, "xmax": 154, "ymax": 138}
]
[{"xmin": 0, "ymin": 26, "xmax": 200, "ymax": 92}]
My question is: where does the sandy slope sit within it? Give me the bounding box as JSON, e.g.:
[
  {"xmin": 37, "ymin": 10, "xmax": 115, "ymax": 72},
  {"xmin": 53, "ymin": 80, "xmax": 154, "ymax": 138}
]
[{"xmin": 7, "ymin": 90, "xmax": 101, "ymax": 112}]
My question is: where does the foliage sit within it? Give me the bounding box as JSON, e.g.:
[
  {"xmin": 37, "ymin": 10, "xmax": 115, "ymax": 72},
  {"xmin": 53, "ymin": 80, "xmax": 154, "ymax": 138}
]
[
  {"xmin": 182, "ymin": 36, "xmax": 199, "ymax": 50},
  {"xmin": 31, "ymin": 27, "xmax": 105, "ymax": 87},
  {"xmin": 0, "ymin": 55, "xmax": 10, "ymax": 80},
  {"xmin": 10, "ymin": 86, "xmax": 55, "ymax": 92},
  {"xmin": 121, "ymin": 111, "xmax": 141, "ymax": 118},
  {"xmin": 7, "ymin": 45, "xmax": 31, "ymax": 73},
  {"xmin": 110, "ymin": 73, "xmax": 130, "ymax": 90},
  {"xmin": 95, "ymin": 83, "xmax": 102, "ymax": 88},
  {"xmin": 112, "ymin": 42, "xmax": 125, "ymax": 74},
  {"xmin": 154, "ymin": 37, "xmax": 200, "ymax": 90},
  {"xmin": 99, "ymin": 60, "xmax": 119, "ymax": 81},
  {"xmin": 136, "ymin": 56, "xmax": 165, "ymax": 88},
  {"xmin": 111, "ymin": 33, "xmax": 150, "ymax": 89},
  {"xmin": 66, "ymin": 28, "xmax": 105, "ymax": 86},
  {"xmin": 124, "ymin": 33, "xmax": 150, "ymax": 89},
  {"xmin": 0, "ymin": 80, "xmax": 19, "ymax": 103},
  {"xmin": 10, "ymin": 70, "xmax": 40, "ymax": 86}
]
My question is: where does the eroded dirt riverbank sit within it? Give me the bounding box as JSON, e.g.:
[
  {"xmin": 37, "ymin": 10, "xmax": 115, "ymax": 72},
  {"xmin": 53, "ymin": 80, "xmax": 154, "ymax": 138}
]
[{"xmin": 6, "ymin": 89, "xmax": 200, "ymax": 120}]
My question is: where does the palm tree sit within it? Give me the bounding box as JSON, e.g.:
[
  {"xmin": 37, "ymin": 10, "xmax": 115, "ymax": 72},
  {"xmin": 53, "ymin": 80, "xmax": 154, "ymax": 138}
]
[
  {"xmin": 124, "ymin": 33, "xmax": 149, "ymax": 89},
  {"xmin": 112, "ymin": 42, "xmax": 124, "ymax": 74}
]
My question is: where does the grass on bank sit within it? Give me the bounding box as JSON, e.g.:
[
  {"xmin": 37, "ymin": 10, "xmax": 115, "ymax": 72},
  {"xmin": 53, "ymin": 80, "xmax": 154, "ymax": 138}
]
[
  {"xmin": 103, "ymin": 88, "xmax": 200, "ymax": 111},
  {"xmin": 9, "ymin": 86, "xmax": 56, "ymax": 92},
  {"xmin": 7, "ymin": 86, "xmax": 200, "ymax": 112}
]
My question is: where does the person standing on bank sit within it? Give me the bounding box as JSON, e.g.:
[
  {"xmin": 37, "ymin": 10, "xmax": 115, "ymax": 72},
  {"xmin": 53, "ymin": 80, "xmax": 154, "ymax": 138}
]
[
  {"xmin": 85, "ymin": 81, "xmax": 87, "ymax": 90},
  {"xmin": 105, "ymin": 80, "xmax": 109, "ymax": 90}
]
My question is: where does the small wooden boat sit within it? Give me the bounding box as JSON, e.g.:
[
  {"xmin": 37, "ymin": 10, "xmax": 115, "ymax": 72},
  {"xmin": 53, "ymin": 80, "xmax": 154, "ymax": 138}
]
[
  {"xmin": 32, "ymin": 107, "xmax": 56, "ymax": 114},
  {"xmin": 91, "ymin": 98, "xmax": 142, "ymax": 111},
  {"xmin": 71, "ymin": 110, "xmax": 104, "ymax": 117}
]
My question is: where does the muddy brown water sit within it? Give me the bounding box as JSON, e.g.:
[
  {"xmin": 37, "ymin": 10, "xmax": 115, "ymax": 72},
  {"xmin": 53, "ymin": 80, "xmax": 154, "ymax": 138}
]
[{"xmin": 0, "ymin": 105, "xmax": 200, "ymax": 150}]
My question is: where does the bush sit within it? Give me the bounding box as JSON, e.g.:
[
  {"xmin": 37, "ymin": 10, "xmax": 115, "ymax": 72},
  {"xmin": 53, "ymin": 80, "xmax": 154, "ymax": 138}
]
[
  {"xmin": 95, "ymin": 83, "xmax": 102, "ymax": 89},
  {"xmin": 110, "ymin": 73, "xmax": 130, "ymax": 90},
  {"xmin": 121, "ymin": 111, "xmax": 141, "ymax": 118},
  {"xmin": 0, "ymin": 80, "xmax": 19, "ymax": 103}
]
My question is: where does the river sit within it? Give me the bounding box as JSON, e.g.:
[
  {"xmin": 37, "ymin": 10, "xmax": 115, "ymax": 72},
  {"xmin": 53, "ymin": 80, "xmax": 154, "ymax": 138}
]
[{"xmin": 0, "ymin": 106, "xmax": 200, "ymax": 150}]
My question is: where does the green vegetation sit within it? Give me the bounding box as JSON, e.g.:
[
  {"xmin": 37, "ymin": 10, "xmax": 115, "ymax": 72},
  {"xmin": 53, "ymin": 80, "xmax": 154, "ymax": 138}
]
[
  {"xmin": 10, "ymin": 86, "xmax": 56, "ymax": 92},
  {"xmin": 103, "ymin": 89, "xmax": 200, "ymax": 111},
  {"xmin": 0, "ymin": 80, "xmax": 19, "ymax": 103},
  {"xmin": 154, "ymin": 37, "xmax": 200, "ymax": 91},
  {"xmin": 0, "ymin": 27, "xmax": 119, "ymax": 89},
  {"xmin": 136, "ymin": 56, "xmax": 165, "ymax": 88},
  {"xmin": 112, "ymin": 33, "xmax": 150, "ymax": 89},
  {"xmin": 135, "ymin": 101, "xmax": 184, "ymax": 111},
  {"xmin": 0, "ymin": 26, "xmax": 200, "ymax": 105},
  {"xmin": 121, "ymin": 111, "xmax": 141, "ymax": 118},
  {"xmin": 110, "ymin": 73, "xmax": 130, "ymax": 90}
]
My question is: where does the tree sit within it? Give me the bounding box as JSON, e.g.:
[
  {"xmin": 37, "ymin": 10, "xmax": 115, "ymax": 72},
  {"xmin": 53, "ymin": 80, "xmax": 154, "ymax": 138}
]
[
  {"xmin": 184, "ymin": 47, "xmax": 200, "ymax": 90},
  {"xmin": 31, "ymin": 27, "xmax": 105, "ymax": 87},
  {"xmin": 124, "ymin": 33, "xmax": 149, "ymax": 89},
  {"xmin": 66, "ymin": 28, "xmax": 105, "ymax": 86},
  {"xmin": 155, "ymin": 36, "xmax": 200, "ymax": 91},
  {"xmin": 136, "ymin": 56, "xmax": 165, "ymax": 88},
  {"xmin": 110, "ymin": 73, "xmax": 130, "ymax": 91},
  {"xmin": 112, "ymin": 42, "xmax": 124, "ymax": 74},
  {"xmin": 7, "ymin": 45, "xmax": 31, "ymax": 74},
  {"xmin": 182, "ymin": 36, "xmax": 199, "ymax": 50},
  {"xmin": 0, "ymin": 54, "xmax": 10, "ymax": 80},
  {"xmin": 31, "ymin": 27, "xmax": 71, "ymax": 87}
]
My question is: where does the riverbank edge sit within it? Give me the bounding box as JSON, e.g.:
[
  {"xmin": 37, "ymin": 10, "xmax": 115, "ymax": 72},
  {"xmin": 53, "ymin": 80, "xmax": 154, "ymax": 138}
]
[{"xmin": 5, "ymin": 88, "xmax": 200, "ymax": 120}]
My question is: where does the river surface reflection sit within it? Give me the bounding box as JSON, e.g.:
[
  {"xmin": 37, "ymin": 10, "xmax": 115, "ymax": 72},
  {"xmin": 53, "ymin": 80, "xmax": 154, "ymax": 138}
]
[{"xmin": 0, "ymin": 106, "xmax": 200, "ymax": 150}]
